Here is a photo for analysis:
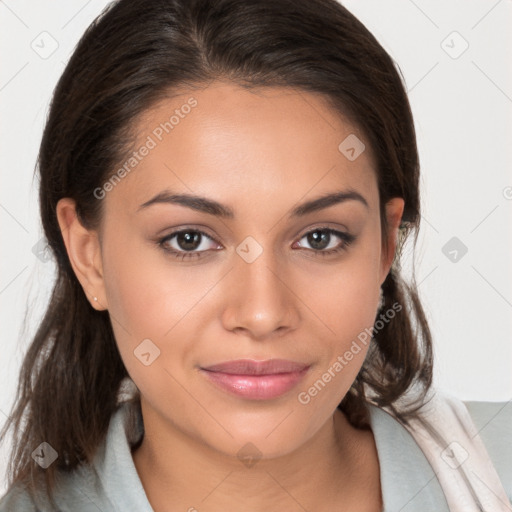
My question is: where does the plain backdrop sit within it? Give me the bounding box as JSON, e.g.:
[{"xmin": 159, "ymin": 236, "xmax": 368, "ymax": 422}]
[{"xmin": 1, "ymin": 0, "xmax": 511, "ymax": 494}]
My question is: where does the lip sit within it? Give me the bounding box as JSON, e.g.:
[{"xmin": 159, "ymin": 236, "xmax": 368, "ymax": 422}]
[{"xmin": 200, "ymin": 359, "xmax": 310, "ymax": 400}]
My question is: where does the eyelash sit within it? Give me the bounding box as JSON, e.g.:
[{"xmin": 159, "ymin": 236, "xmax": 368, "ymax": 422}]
[{"xmin": 157, "ymin": 227, "xmax": 356, "ymax": 261}]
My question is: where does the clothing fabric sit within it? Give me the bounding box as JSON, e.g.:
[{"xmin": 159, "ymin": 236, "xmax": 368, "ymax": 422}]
[
  {"xmin": 384, "ymin": 389, "xmax": 511, "ymax": 511},
  {"xmin": 373, "ymin": 390, "xmax": 512, "ymax": 511},
  {"xmin": 0, "ymin": 388, "xmax": 510, "ymax": 512}
]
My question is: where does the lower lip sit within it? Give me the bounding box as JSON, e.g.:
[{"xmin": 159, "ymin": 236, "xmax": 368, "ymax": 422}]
[{"xmin": 200, "ymin": 368, "xmax": 309, "ymax": 400}]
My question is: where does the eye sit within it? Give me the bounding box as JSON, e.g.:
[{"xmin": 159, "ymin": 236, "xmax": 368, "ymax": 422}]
[
  {"xmin": 159, "ymin": 229, "xmax": 221, "ymax": 260},
  {"xmin": 158, "ymin": 226, "xmax": 355, "ymax": 261},
  {"xmin": 294, "ymin": 227, "xmax": 355, "ymax": 256}
]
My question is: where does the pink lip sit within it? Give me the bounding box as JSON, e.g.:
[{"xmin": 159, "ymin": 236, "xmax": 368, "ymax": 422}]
[{"xmin": 200, "ymin": 359, "xmax": 310, "ymax": 400}]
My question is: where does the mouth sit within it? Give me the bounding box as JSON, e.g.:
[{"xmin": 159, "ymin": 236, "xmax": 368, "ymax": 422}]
[{"xmin": 199, "ymin": 359, "xmax": 311, "ymax": 400}]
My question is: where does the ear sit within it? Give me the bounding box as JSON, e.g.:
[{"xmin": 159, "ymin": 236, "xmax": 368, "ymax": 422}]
[
  {"xmin": 379, "ymin": 197, "xmax": 405, "ymax": 286},
  {"xmin": 56, "ymin": 198, "xmax": 108, "ymax": 310}
]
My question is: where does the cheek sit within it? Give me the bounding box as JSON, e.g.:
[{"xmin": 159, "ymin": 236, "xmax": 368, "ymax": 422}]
[
  {"xmin": 100, "ymin": 238, "xmax": 191, "ymax": 401},
  {"xmin": 303, "ymin": 243, "xmax": 381, "ymax": 335},
  {"xmin": 298, "ymin": 239, "xmax": 381, "ymax": 383},
  {"xmin": 99, "ymin": 228, "xmax": 176, "ymax": 357},
  {"xmin": 101, "ymin": 228, "xmax": 199, "ymax": 335},
  {"xmin": 100, "ymin": 229, "xmax": 223, "ymax": 376}
]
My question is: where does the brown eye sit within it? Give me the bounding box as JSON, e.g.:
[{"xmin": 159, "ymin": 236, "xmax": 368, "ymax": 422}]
[
  {"xmin": 159, "ymin": 229, "xmax": 221, "ymax": 260},
  {"xmin": 295, "ymin": 228, "xmax": 355, "ymax": 255},
  {"xmin": 174, "ymin": 231, "xmax": 202, "ymax": 251},
  {"xmin": 306, "ymin": 229, "xmax": 331, "ymax": 250}
]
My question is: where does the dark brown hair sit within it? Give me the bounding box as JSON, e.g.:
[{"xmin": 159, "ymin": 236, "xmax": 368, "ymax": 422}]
[{"xmin": 1, "ymin": 0, "xmax": 432, "ymax": 506}]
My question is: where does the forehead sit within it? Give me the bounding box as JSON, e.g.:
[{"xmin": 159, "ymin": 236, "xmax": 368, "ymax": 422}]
[{"xmin": 106, "ymin": 80, "xmax": 378, "ymax": 216}]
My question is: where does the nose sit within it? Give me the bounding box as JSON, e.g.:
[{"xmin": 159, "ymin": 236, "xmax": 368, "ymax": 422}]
[{"xmin": 220, "ymin": 248, "xmax": 301, "ymax": 340}]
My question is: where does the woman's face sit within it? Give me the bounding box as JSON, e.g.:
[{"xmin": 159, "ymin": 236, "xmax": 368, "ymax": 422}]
[{"xmin": 63, "ymin": 80, "xmax": 403, "ymax": 459}]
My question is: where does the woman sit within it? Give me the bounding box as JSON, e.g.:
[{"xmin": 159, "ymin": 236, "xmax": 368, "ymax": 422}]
[{"xmin": 0, "ymin": 0, "xmax": 510, "ymax": 510}]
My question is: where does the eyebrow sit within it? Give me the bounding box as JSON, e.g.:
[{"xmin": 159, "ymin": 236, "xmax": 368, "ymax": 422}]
[{"xmin": 137, "ymin": 189, "xmax": 369, "ymax": 218}]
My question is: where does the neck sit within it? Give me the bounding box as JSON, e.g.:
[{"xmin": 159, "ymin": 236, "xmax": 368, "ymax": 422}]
[{"xmin": 132, "ymin": 398, "xmax": 381, "ymax": 512}]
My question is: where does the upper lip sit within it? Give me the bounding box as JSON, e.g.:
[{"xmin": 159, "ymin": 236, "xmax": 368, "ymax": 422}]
[{"xmin": 201, "ymin": 359, "xmax": 310, "ymax": 375}]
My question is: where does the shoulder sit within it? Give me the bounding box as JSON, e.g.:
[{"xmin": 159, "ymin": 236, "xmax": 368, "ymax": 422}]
[
  {"xmin": 0, "ymin": 402, "xmax": 140, "ymax": 512},
  {"xmin": 367, "ymin": 391, "xmax": 512, "ymax": 510},
  {"xmin": 410, "ymin": 391, "xmax": 512, "ymax": 507},
  {"xmin": 0, "ymin": 483, "xmax": 39, "ymax": 511},
  {"xmin": 366, "ymin": 401, "xmax": 450, "ymax": 510},
  {"xmin": 416, "ymin": 391, "xmax": 512, "ymax": 507},
  {"xmin": 0, "ymin": 463, "xmax": 114, "ymax": 512},
  {"xmin": 462, "ymin": 399, "xmax": 512, "ymax": 501}
]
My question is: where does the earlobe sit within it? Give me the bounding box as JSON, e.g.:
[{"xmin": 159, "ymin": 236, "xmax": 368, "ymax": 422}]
[
  {"xmin": 380, "ymin": 197, "xmax": 405, "ymax": 285},
  {"xmin": 56, "ymin": 198, "xmax": 107, "ymax": 310}
]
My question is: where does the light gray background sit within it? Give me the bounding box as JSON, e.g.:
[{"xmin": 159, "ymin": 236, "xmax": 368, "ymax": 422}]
[{"xmin": 1, "ymin": 0, "xmax": 511, "ymax": 494}]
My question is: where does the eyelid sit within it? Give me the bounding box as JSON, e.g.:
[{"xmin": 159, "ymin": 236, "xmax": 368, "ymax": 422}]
[
  {"xmin": 159, "ymin": 227, "xmax": 221, "ymax": 249},
  {"xmin": 293, "ymin": 222, "xmax": 350, "ymax": 239}
]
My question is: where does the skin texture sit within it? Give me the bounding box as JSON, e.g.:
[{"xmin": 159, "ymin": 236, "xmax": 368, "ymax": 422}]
[{"xmin": 57, "ymin": 80, "xmax": 404, "ymax": 511}]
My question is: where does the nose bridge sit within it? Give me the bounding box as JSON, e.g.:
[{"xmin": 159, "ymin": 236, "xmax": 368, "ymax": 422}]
[{"xmin": 221, "ymin": 239, "xmax": 298, "ymax": 337}]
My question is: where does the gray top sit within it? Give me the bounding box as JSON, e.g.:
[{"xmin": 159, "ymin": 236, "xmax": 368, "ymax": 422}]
[{"xmin": 0, "ymin": 398, "xmax": 510, "ymax": 511}]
